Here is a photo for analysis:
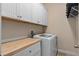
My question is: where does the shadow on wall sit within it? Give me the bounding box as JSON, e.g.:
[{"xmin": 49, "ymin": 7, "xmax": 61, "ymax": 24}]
[{"xmin": 67, "ymin": 16, "xmax": 78, "ymax": 45}]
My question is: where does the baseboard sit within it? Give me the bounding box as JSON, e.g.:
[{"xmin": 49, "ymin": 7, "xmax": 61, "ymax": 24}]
[{"xmin": 58, "ymin": 49, "xmax": 79, "ymax": 56}]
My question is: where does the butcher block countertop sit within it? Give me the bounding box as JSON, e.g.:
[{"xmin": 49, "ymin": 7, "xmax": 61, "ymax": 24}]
[{"xmin": 1, "ymin": 38, "xmax": 41, "ymax": 56}]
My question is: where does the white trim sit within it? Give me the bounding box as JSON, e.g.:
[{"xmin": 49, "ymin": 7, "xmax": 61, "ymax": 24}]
[{"xmin": 58, "ymin": 49, "xmax": 79, "ymax": 56}]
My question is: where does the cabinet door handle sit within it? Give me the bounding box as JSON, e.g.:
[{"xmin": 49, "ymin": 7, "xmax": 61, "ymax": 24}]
[
  {"xmin": 17, "ymin": 16, "xmax": 22, "ymax": 18},
  {"xmin": 29, "ymin": 50, "xmax": 32, "ymax": 53},
  {"xmin": 20, "ymin": 16, "xmax": 22, "ymax": 18},
  {"xmin": 17, "ymin": 16, "xmax": 19, "ymax": 18}
]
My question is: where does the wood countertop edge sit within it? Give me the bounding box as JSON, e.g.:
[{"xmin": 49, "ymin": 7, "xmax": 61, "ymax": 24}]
[{"xmin": 2, "ymin": 39, "xmax": 41, "ymax": 56}]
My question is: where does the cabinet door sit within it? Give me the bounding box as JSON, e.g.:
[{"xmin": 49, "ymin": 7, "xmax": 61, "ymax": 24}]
[
  {"xmin": 18, "ymin": 3, "xmax": 32, "ymax": 21},
  {"xmin": 32, "ymin": 3, "xmax": 43, "ymax": 24},
  {"xmin": 13, "ymin": 42, "xmax": 41, "ymax": 56},
  {"xmin": 42, "ymin": 5, "xmax": 48, "ymax": 26},
  {"xmin": 1, "ymin": 3, "xmax": 17, "ymax": 18},
  {"xmin": 42, "ymin": 14, "xmax": 48, "ymax": 26},
  {"xmin": 29, "ymin": 42, "xmax": 41, "ymax": 56},
  {"xmin": 13, "ymin": 47, "xmax": 31, "ymax": 56},
  {"xmin": 32, "ymin": 3, "xmax": 48, "ymax": 26}
]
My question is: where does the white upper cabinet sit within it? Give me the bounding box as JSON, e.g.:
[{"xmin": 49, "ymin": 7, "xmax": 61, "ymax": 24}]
[
  {"xmin": 32, "ymin": 3, "xmax": 48, "ymax": 26},
  {"xmin": 1, "ymin": 3, "xmax": 17, "ymax": 19},
  {"xmin": 1, "ymin": 3, "xmax": 48, "ymax": 26},
  {"xmin": 1, "ymin": 3, "xmax": 32, "ymax": 21},
  {"xmin": 32, "ymin": 3, "xmax": 43, "ymax": 24},
  {"xmin": 17, "ymin": 3, "xmax": 32, "ymax": 21},
  {"xmin": 41, "ymin": 5, "xmax": 48, "ymax": 26}
]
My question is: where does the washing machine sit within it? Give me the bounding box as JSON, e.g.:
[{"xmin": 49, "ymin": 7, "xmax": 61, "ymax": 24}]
[{"xmin": 34, "ymin": 33, "xmax": 57, "ymax": 56}]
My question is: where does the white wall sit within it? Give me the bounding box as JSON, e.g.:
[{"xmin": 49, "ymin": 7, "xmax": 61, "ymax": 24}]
[{"xmin": 44, "ymin": 3, "xmax": 79, "ymax": 55}]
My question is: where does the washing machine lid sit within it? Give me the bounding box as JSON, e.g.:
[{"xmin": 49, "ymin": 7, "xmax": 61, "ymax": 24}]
[
  {"xmin": 39, "ymin": 34, "xmax": 52, "ymax": 38},
  {"xmin": 34, "ymin": 33, "xmax": 57, "ymax": 40},
  {"xmin": 35, "ymin": 33, "xmax": 56, "ymax": 38}
]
